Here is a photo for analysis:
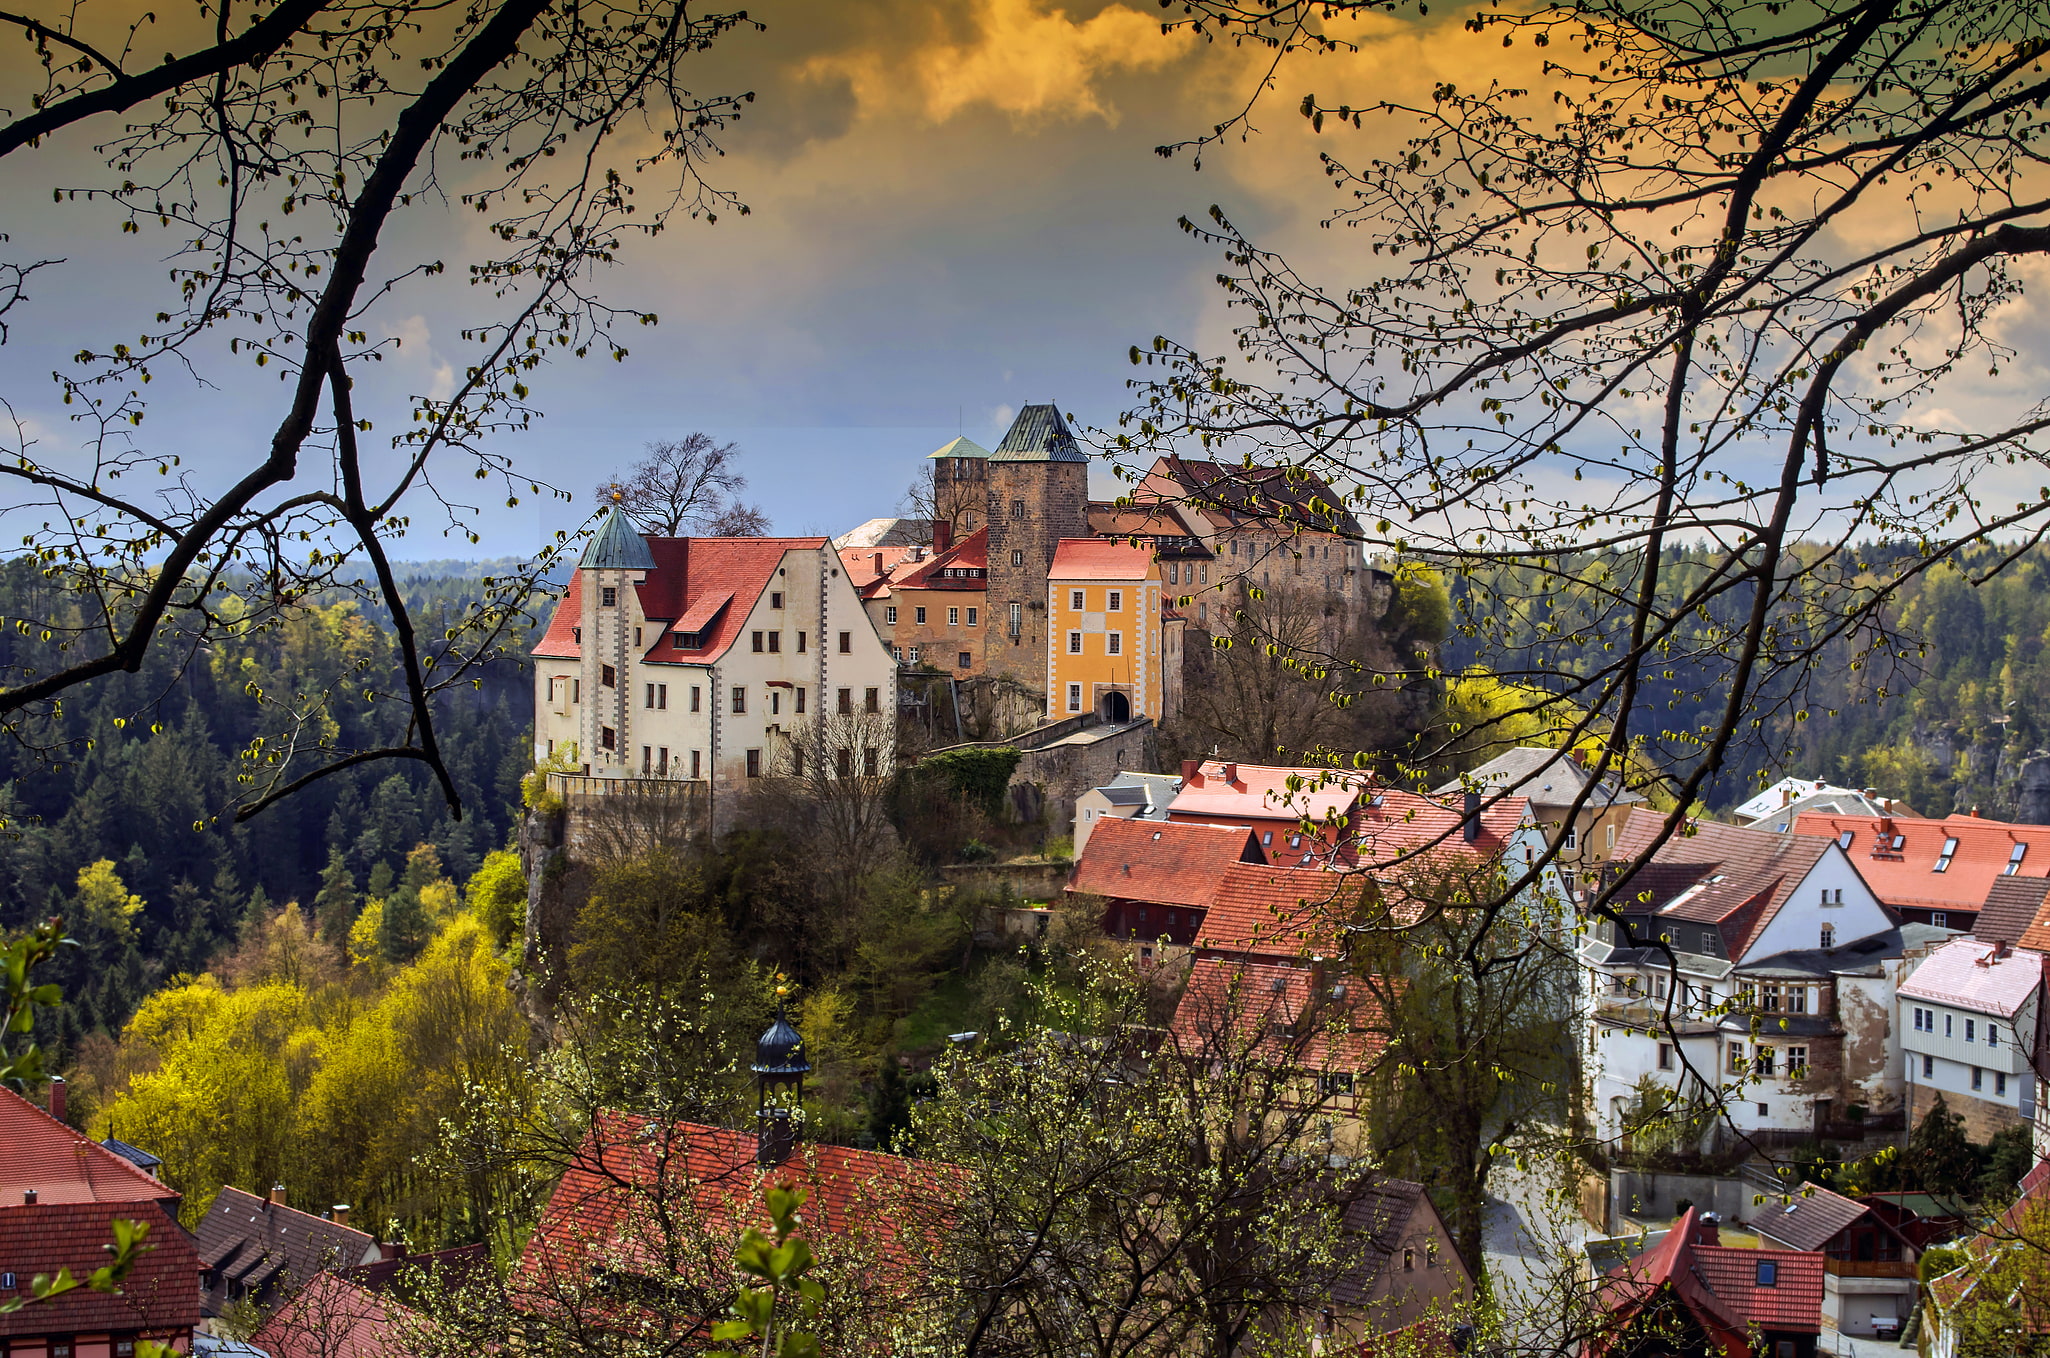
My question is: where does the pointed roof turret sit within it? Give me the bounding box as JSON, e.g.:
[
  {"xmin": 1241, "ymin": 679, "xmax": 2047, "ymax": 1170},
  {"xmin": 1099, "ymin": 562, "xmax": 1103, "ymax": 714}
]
[
  {"xmin": 993, "ymin": 404, "xmax": 1087, "ymax": 462},
  {"xmin": 753, "ymin": 1005, "xmax": 811, "ymax": 1077},
  {"xmin": 580, "ymin": 501, "xmax": 657, "ymax": 571},
  {"xmin": 928, "ymin": 435, "xmax": 992, "ymax": 461}
]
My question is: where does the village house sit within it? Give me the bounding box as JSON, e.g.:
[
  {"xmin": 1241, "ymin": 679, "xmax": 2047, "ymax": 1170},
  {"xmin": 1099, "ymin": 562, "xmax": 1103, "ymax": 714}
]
[
  {"xmin": 840, "ymin": 541, "xmax": 922, "ymax": 645},
  {"xmin": 1584, "ymin": 814, "xmax": 1914, "ymax": 1147},
  {"xmin": 193, "ymin": 1186, "xmax": 381, "ymax": 1317},
  {"xmin": 1731, "ymin": 778, "xmax": 1902, "ymax": 830},
  {"xmin": 866, "ymin": 524, "xmax": 989, "ymax": 675},
  {"xmin": 1067, "ymin": 816, "xmax": 1265, "ymax": 961},
  {"xmin": 1594, "ymin": 1207, "xmax": 1824, "ymax": 1358},
  {"xmin": 531, "ymin": 505, "xmax": 898, "ymax": 833},
  {"xmin": 1072, "ymin": 769, "xmax": 1183, "ymax": 855},
  {"xmin": 1790, "ymin": 807, "xmax": 2050, "ymax": 931},
  {"xmin": 0, "ymin": 1087, "xmax": 200, "ymax": 1358},
  {"xmin": 1429, "ymin": 746, "xmax": 1644, "ymax": 874},
  {"xmin": 1750, "ymin": 1182, "xmax": 1919, "ymax": 1343},
  {"xmin": 1127, "ymin": 455, "xmax": 1383, "ymax": 619},
  {"xmin": 1045, "ymin": 537, "xmax": 1177, "ymax": 724},
  {"xmin": 1896, "ymin": 935, "xmax": 2044, "ymax": 1141}
]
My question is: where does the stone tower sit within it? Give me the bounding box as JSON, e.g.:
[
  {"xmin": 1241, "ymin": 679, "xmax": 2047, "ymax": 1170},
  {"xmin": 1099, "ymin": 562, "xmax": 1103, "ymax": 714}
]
[{"xmin": 983, "ymin": 405, "xmax": 1089, "ymax": 695}]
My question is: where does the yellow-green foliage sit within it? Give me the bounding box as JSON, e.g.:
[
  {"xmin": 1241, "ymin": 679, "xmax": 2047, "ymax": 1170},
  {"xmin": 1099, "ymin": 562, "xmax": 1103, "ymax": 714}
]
[
  {"xmin": 105, "ymin": 890, "xmax": 531, "ymax": 1244},
  {"xmin": 522, "ymin": 743, "xmax": 581, "ymax": 813},
  {"xmin": 466, "ymin": 850, "xmax": 528, "ymax": 952}
]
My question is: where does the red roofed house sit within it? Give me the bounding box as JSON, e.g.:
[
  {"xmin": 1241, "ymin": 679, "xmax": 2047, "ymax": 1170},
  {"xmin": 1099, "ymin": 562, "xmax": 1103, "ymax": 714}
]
[
  {"xmin": 1045, "ymin": 536, "xmax": 1180, "ymax": 725},
  {"xmin": 1896, "ymin": 935, "xmax": 2046, "ymax": 1142},
  {"xmin": 251, "ymin": 1271, "xmax": 414, "ymax": 1358},
  {"xmin": 1065, "ymin": 816, "xmax": 1265, "ymax": 961},
  {"xmin": 863, "ymin": 524, "xmax": 990, "ymax": 676},
  {"xmin": 1596, "ymin": 1207, "xmax": 1824, "ymax": 1358},
  {"xmin": 532, "ymin": 504, "xmax": 898, "ymax": 833},
  {"xmin": 1126, "ymin": 455, "xmax": 1388, "ymax": 624},
  {"xmin": 1790, "ymin": 808, "xmax": 2050, "ymax": 932},
  {"xmin": 1585, "ymin": 813, "xmax": 1911, "ymax": 1148},
  {"xmin": 515, "ymin": 1011, "xmax": 948, "ymax": 1353},
  {"xmin": 0, "ymin": 1087, "xmax": 200, "ymax": 1358},
  {"xmin": 1750, "ymin": 1181, "xmax": 1919, "ymax": 1342}
]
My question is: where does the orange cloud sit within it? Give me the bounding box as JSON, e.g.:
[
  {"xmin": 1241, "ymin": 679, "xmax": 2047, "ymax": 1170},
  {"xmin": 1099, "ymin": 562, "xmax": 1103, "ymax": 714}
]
[{"xmin": 800, "ymin": 0, "xmax": 1189, "ymax": 127}]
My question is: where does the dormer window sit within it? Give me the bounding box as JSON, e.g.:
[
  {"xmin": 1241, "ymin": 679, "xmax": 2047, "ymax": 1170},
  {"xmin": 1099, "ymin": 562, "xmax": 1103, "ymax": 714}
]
[
  {"xmin": 672, "ymin": 630, "xmax": 702, "ymax": 649},
  {"xmin": 2008, "ymin": 843, "xmax": 2029, "ymax": 875},
  {"xmin": 1934, "ymin": 837, "xmax": 1958, "ymax": 872}
]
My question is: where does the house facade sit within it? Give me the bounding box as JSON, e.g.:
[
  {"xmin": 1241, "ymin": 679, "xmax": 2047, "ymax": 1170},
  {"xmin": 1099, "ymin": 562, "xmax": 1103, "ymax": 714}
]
[
  {"xmin": 1046, "ymin": 538, "xmax": 1168, "ymax": 724},
  {"xmin": 1429, "ymin": 746, "xmax": 1643, "ymax": 876},
  {"xmin": 1066, "ymin": 816, "xmax": 1264, "ymax": 960},
  {"xmin": 532, "ymin": 509, "xmax": 898, "ymax": 833},
  {"xmin": 1583, "ymin": 814, "xmax": 1907, "ymax": 1146},
  {"xmin": 1897, "ymin": 936, "xmax": 2044, "ymax": 1141},
  {"xmin": 1072, "ymin": 770, "xmax": 1183, "ymax": 855}
]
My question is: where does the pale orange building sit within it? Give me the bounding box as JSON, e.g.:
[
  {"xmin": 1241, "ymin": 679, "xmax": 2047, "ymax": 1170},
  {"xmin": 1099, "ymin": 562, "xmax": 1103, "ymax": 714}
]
[{"xmin": 1046, "ymin": 538, "xmax": 1175, "ymax": 723}]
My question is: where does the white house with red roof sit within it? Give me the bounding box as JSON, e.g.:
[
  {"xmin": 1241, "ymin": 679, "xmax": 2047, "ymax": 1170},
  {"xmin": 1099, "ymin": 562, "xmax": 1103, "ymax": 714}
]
[
  {"xmin": 1583, "ymin": 812, "xmax": 1933, "ymax": 1146},
  {"xmin": 532, "ymin": 506, "xmax": 898, "ymax": 832},
  {"xmin": 1897, "ymin": 935, "xmax": 2046, "ymax": 1143}
]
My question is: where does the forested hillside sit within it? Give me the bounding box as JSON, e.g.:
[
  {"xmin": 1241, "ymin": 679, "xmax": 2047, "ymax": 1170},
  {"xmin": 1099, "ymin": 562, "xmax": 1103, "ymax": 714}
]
[
  {"xmin": 1442, "ymin": 541, "xmax": 2050, "ymax": 816},
  {"xmin": 0, "ymin": 559, "xmax": 536, "ymax": 1046}
]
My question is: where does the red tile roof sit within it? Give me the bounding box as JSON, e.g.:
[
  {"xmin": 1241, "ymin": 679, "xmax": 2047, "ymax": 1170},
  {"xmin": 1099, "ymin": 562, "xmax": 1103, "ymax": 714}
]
[
  {"xmin": 1170, "ymin": 761, "xmax": 1370, "ymax": 827},
  {"xmin": 1169, "ymin": 955, "xmax": 1387, "ymax": 1072},
  {"xmin": 532, "ymin": 537, "xmax": 829, "ymax": 666},
  {"xmin": 891, "ymin": 526, "xmax": 989, "ymax": 592},
  {"xmin": 0, "ymin": 1199, "xmax": 201, "ymax": 1338},
  {"xmin": 1049, "ymin": 537, "xmax": 1157, "ymax": 582},
  {"xmin": 1792, "ymin": 809, "xmax": 2050, "ymax": 914},
  {"xmin": 1599, "ymin": 1208, "xmax": 1822, "ymax": 1352},
  {"xmin": 0, "ymin": 1088, "xmax": 178, "ymax": 1208},
  {"xmin": 1611, "ymin": 812, "xmax": 1836, "ymax": 958},
  {"xmin": 1086, "ymin": 502, "xmax": 1207, "ymax": 542},
  {"xmin": 839, "ymin": 544, "xmax": 923, "ymax": 600},
  {"xmin": 1169, "ymin": 764, "xmax": 1528, "ymax": 868},
  {"xmin": 1067, "ymin": 818, "xmax": 1263, "ymax": 908},
  {"xmin": 252, "ymin": 1272, "xmax": 416, "ymax": 1358},
  {"xmin": 516, "ymin": 1115, "xmax": 954, "ymax": 1330},
  {"xmin": 1196, "ymin": 862, "xmax": 1368, "ymax": 958}
]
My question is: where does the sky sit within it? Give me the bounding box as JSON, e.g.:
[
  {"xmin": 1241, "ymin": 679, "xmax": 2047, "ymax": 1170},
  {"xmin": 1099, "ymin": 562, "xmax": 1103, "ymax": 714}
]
[
  {"xmin": 5, "ymin": 0, "xmax": 2046, "ymax": 564},
  {"xmin": 1, "ymin": 0, "xmax": 1493, "ymax": 558}
]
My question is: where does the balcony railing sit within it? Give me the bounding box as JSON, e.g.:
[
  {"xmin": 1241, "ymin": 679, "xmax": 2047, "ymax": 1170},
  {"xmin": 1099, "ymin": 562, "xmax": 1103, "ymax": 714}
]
[{"xmin": 1824, "ymin": 1258, "xmax": 1914, "ymax": 1280}]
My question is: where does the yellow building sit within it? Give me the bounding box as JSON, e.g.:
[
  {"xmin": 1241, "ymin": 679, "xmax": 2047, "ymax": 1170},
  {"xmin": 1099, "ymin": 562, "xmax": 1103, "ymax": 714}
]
[{"xmin": 1047, "ymin": 538, "xmax": 1166, "ymax": 723}]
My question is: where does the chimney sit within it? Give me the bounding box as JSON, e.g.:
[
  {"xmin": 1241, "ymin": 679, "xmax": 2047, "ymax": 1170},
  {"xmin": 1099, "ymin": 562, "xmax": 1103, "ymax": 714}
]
[
  {"xmin": 23, "ymin": 1189, "xmax": 38, "ymax": 1205},
  {"xmin": 1463, "ymin": 791, "xmax": 1482, "ymax": 843},
  {"xmin": 1994, "ymin": 940, "xmax": 2013, "ymax": 962},
  {"xmin": 1971, "ymin": 806, "xmax": 1982, "ymax": 818},
  {"xmin": 1781, "ymin": 786, "xmax": 1794, "ymax": 807},
  {"xmin": 1221, "ymin": 762, "xmax": 1239, "ymax": 786},
  {"xmin": 1863, "ymin": 787, "xmax": 1878, "ymax": 799},
  {"xmin": 333, "ymin": 1204, "xmax": 351, "ymax": 1228},
  {"xmin": 871, "ymin": 552, "xmax": 883, "ymax": 578},
  {"xmin": 47, "ymin": 1075, "xmax": 65, "ymax": 1126},
  {"xmin": 934, "ymin": 521, "xmax": 952, "ymax": 555},
  {"xmin": 1692, "ymin": 1210, "xmax": 1721, "ymax": 1246},
  {"xmin": 268, "ymin": 1184, "xmax": 286, "ymax": 1207},
  {"xmin": 1181, "ymin": 759, "xmax": 1199, "ymax": 783}
]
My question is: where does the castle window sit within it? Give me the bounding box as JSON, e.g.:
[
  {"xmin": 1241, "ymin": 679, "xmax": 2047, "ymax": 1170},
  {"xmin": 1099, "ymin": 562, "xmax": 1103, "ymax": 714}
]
[
  {"xmin": 958, "ymin": 651, "xmax": 971, "ymax": 669},
  {"xmin": 967, "ymin": 607, "xmax": 979, "ymax": 625},
  {"xmin": 916, "ymin": 607, "xmax": 927, "ymax": 624},
  {"xmin": 1071, "ymin": 590, "xmax": 1085, "ymax": 610},
  {"xmin": 1011, "ymin": 550, "xmax": 1024, "ymax": 567},
  {"xmin": 601, "ymin": 664, "xmax": 616, "ymax": 688},
  {"xmin": 885, "ymin": 606, "xmax": 898, "ymax": 624},
  {"xmin": 1011, "ymin": 500, "xmax": 1025, "ymax": 519},
  {"xmin": 601, "ymin": 586, "xmax": 617, "ymax": 608},
  {"xmin": 746, "ymin": 749, "xmax": 762, "ymax": 778},
  {"xmin": 1068, "ymin": 632, "xmax": 1083, "ymax": 654},
  {"xmin": 1107, "ymin": 633, "xmax": 1121, "ymax": 655},
  {"xmin": 948, "ymin": 607, "xmax": 959, "ymax": 626},
  {"xmin": 1107, "ymin": 591, "xmax": 1122, "ymax": 611},
  {"xmin": 1067, "ymin": 684, "xmax": 1082, "ymax": 712},
  {"xmin": 839, "ymin": 631, "xmax": 852, "ymax": 653},
  {"xmin": 771, "ymin": 591, "xmax": 784, "ymax": 609},
  {"xmin": 865, "ymin": 687, "xmax": 880, "ymax": 713},
  {"xmin": 731, "ymin": 686, "xmax": 746, "ymax": 714},
  {"xmin": 863, "ymin": 747, "xmax": 880, "ymax": 776}
]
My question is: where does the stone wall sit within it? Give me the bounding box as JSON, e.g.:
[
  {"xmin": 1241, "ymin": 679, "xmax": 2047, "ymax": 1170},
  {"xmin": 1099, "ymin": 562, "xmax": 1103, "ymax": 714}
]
[
  {"xmin": 1003, "ymin": 720, "xmax": 1158, "ymax": 831},
  {"xmin": 1911, "ymin": 1081, "xmax": 2023, "ymax": 1143}
]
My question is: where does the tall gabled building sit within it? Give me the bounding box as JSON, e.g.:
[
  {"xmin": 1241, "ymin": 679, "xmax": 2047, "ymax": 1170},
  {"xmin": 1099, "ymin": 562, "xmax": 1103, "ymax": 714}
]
[{"xmin": 531, "ymin": 506, "xmax": 898, "ymax": 833}]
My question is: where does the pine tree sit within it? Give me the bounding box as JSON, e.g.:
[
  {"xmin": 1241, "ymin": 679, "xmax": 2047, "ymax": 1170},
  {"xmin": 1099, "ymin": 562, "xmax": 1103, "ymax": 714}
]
[
  {"xmin": 377, "ymin": 844, "xmax": 439, "ymax": 965},
  {"xmin": 1908, "ymin": 1094, "xmax": 1982, "ymax": 1197},
  {"xmin": 312, "ymin": 850, "xmax": 358, "ymax": 947}
]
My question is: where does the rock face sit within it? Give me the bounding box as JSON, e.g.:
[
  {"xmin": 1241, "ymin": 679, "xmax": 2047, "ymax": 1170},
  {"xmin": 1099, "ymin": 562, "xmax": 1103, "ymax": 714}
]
[
  {"xmin": 510, "ymin": 805, "xmax": 569, "ymax": 1045},
  {"xmin": 2017, "ymin": 752, "xmax": 2050, "ymax": 826}
]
